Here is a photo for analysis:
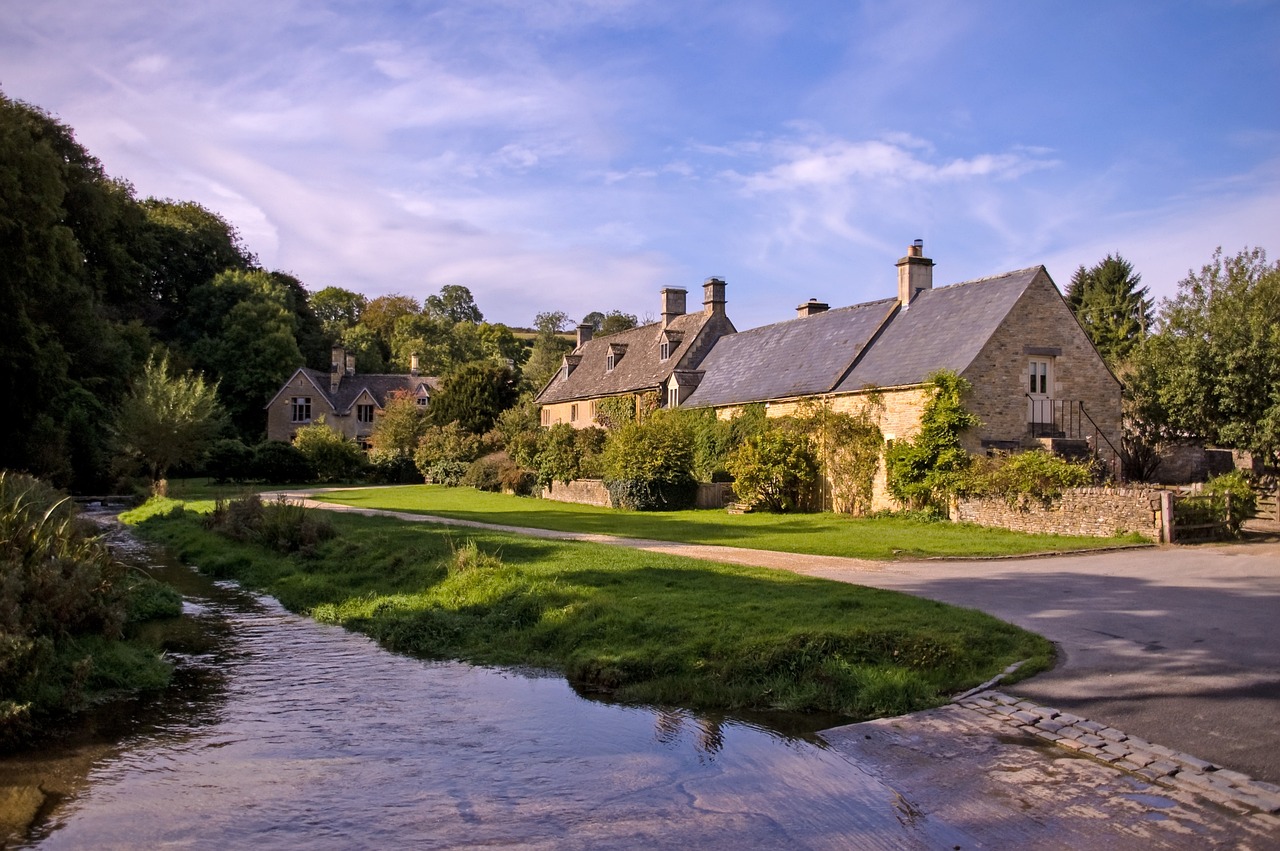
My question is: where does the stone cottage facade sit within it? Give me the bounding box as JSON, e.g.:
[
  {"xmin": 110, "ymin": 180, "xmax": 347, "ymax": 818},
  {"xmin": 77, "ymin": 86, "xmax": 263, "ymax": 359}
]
[
  {"xmin": 679, "ymin": 242, "xmax": 1122, "ymax": 509},
  {"xmin": 265, "ymin": 346, "xmax": 440, "ymax": 447},
  {"xmin": 535, "ymin": 277, "xmax": 737, "ymax": 426}
]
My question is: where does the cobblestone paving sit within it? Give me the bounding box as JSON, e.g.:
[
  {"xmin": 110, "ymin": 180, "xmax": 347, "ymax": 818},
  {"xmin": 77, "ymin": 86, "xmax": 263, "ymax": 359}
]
[{"xmin": 959, "ymin": 690, "xmax": 1280, "ymax": 824}]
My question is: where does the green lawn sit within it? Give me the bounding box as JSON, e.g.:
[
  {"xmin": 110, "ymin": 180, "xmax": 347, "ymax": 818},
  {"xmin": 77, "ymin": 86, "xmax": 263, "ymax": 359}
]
[
  {"xmin": 312, "ymin": 484, "xmax": 1148, "ymax": 560},
  {"xmin": 123, "ymin": 497, "xmax": 1054, "ymax": 720}
]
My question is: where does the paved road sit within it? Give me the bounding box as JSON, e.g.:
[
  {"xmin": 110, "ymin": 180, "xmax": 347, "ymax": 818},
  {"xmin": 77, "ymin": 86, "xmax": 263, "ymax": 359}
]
[{"xmin": 278, "ymin": 493, "xmax": 1280, "ymax": 785}]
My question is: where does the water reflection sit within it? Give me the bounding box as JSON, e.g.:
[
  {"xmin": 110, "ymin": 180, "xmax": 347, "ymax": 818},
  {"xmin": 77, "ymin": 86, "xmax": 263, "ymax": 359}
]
[{"xmin": 1, "ymin": 520, "xmax": 951, "ymax": 850}]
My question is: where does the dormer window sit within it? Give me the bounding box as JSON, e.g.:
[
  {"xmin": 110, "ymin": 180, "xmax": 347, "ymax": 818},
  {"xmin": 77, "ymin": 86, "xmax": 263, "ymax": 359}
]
[
  {"xmin": 660, "ymin": 341, "xmax": 670, "ymax": 361},
  {"xmin": 606, "ymin": 344, "xmax": 627, "ymax": 372},
  {"xmin": 659, "ymin": 331, "xmax": 681, "ymax": 362}
]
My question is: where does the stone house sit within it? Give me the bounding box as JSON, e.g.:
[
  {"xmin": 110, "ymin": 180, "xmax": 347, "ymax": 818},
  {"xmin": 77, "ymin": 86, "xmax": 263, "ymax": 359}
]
[
  {"xmin": 678, "ymin": 242, "xmax": 1122, "ymax": 509},
  {"xmin": 535, "ymin": 277, "xmax": 738, "ymax": 426},
  {"xmin": 265, "ymin": 346, "xmax": 440, "ymax": 447}
]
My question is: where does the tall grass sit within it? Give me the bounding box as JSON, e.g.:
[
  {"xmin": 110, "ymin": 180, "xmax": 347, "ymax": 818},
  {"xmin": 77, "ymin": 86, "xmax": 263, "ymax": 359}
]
[{"xmin": 127, "ymin": 499, "xmax": 1053, "ymax": 720}]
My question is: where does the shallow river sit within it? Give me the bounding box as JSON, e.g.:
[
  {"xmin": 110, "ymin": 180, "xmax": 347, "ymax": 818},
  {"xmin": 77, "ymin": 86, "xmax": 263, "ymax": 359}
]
[{"xmin": 0, "ymin": 519, "xmax": 961, "ymax": 849}]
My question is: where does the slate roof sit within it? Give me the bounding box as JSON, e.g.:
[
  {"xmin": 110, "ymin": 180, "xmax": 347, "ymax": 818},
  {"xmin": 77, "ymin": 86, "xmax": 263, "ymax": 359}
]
[
  {"xmin": 835, "ymin": 267, "xmax": 1041, "ymax": 392},
  {"xmin": 682, "ymin": 267, "xmax": 1042, "ymax": 408},
  {"xmin": 536, "ymin": 310, "xmax": 722, "ymax": 404},
  {"xmin": 270, "ymin": 368, "xmax": 440, "ymax": 414},
  {"xmin": 679, "ymin": 298, "xmax": 897, "ymax": 408}
]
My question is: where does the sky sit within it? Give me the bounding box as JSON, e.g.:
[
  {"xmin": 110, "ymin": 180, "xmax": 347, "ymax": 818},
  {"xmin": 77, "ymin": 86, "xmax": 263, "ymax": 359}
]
[{"xmin": 2, "ymin": 0, "xmax": 1278, "ymax": 331}]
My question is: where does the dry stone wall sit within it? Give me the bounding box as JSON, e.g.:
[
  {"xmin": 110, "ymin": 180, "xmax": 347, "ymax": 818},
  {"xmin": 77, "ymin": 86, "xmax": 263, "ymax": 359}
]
[{"xmin": 953, "ymin": 487, "xmax": 1164, "ymax": 540}]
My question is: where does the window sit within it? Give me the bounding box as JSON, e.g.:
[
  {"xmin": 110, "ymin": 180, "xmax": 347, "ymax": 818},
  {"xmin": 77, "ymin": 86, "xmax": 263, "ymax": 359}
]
[
  {"xmin": 356, "ymin": 403, "xmax": 375, "ymax": 423},
  {"xmin": 291, "ymin": 397, "xmax": 312, "ymax": 423},
  {"xmin": 357, "ymin": 437, "xmax": 373, "ymax": 451},
  {"xmin": 416, "ymin": 395, "xmax": 428, "ymax": 407},
  {"xmin": 606, "ymin": 352, "xmax": 616, "ymax": 371},
  {"xmin": 1028, "ymin": 359, "xmax": 1051, "ymax": 396},
  {"xmin": 667, "ymin": 385, "xmax": 679, "ymax": 408},
  {"xmin": 660, "ymin": 341, "xmax": 671, "ymax": 361},
  {"xmin": 541, "ymin": 408, "xmax": 550, "ymax": 426},
  {"xmin": 570, "ymin": 403, "xmax": 578, "ymax": 422}
]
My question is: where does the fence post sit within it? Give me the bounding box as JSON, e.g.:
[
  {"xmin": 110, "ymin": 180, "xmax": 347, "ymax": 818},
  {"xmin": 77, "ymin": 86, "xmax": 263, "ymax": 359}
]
[{"xmin": 1161, "ymin": 490, "xmax": 1175, "ymax": 543}]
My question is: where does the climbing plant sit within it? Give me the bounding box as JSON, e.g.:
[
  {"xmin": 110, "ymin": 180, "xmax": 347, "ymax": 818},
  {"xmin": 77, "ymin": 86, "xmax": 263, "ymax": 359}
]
[
  {"xmin": 885, "ymin": 371, "xmax": 980, "ymax": 514},
  {"xmin": 792, "ymin": 396, "xmax": 884, "ymax": 515}
]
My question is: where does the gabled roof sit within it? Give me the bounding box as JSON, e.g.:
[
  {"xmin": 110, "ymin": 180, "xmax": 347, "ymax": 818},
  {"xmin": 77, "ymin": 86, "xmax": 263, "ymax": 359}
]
[
  {"xmin": 265, "ymin": 368, "xmax": 441, "ymax": 413},
  {"xmin": 537, "ymin": 310, "xmax": 722, "ymax": 404},
  {"xmin": 835, "ymin": 266, "xmax": 1041, "ymax": 392},
  {"xmin": 682, "ymin": 266, "xmax": 1043, "ymax": 408}
]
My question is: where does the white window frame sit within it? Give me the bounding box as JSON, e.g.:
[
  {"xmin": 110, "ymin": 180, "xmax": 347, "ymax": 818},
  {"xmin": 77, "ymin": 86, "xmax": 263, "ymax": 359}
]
[
  {"xmin": 356, "ymin": 403, "xmax": 375, "ymax": 423},
  {"xmin": 290, "ymin": 396, "xmax": 312, "ymax": 423}
]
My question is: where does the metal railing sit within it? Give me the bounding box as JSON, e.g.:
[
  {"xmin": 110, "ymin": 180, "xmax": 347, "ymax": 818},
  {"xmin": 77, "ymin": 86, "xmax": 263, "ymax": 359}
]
[{"xmin": 1026, "ymin": 396, "xmax": 1124, "ymax": 482}]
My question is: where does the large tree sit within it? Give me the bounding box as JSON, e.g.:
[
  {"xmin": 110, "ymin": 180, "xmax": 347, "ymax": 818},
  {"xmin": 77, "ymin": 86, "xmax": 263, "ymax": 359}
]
[
  {"xmin": 522, "ymin": 310, "xmax": 572, "ymax": 391},
  {"xmin": 428, "ymin": 363, "xmax": 520, "ymax": 434},
  {"xmin": 310, "ymin": 286, "xmax": 367, "ymax": 338},
  {"xmin": 1065, "ymin": 253, "xmax": 1152, "ymax": 366},
  {"xmin": 1128, "ymin": 247, "xmax": 1280, "ymax": 464},
  {"xmin": 424, "ymin": 284, "xmax": 483, "ymax": 324},
  {"xmin": 114, "ymin": 353, "xmax": 225, "ymax": 483}
]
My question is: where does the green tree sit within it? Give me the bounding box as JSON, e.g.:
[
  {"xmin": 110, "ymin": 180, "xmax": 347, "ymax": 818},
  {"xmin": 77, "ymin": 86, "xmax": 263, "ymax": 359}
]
[
  {"xmin": 1065, "ymin": 254, "xmax": 1152, "ymax": 366},
  {"xmin": 885, "ymin": 371, "xmax": 980, "ymax": 512},
  {"xmin": 340, "ymin": 324, "xmax": 387, "ymax": 373},
  {"xmin": 725, "ymin": 426, "xmax": 819, "ymax": 512},
  {"xmin": 428, "ymin": 363, "xmax": 520, "ymax": 434},
  {"xmin": 424, "ymin": 284, "xmax": 484, "ymax": 324},
  {"xmin": 114, "ymin": 353, "xmax": 224, "ymax": 483},
  {"xmin": 522, "ymin": 310, "xmax": 572, "ymax": 391},
  {"xmin": 310, "ymin": 286, "xmax": 367, "ymax": 338},
  {"xmin": 602, "ymin": 411, "xmax": 697, "ymax": 509},
  {"xmin": 359, "ymin": 294, "xmax": 420, "ymax": 361},
  {"xmin": 1130, "ymin": 247, "xmax": 1280, "ymax": 464},
  {"xmin": 368, "ymin": 390, "xmax": 431, "ymax": 457},
  {"xmin": 599, "ymin": 310, "xmax": 639, "ymax": 336},
  {"xmin": 292, "ymin": 418, "xmax": 364, "ymax": 482}
]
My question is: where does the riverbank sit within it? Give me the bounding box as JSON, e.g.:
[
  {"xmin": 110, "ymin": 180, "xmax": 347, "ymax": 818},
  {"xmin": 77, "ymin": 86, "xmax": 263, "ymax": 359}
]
[{"xmin": 123, "ymin": 495, "xmax": 1052, "ymax": 719}]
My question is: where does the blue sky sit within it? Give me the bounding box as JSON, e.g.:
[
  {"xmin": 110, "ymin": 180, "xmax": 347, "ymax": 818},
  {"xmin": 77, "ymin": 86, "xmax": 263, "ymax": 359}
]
[{"xmin": 2, "ymin": 0, "xmax": 1277, "ymax": 330}]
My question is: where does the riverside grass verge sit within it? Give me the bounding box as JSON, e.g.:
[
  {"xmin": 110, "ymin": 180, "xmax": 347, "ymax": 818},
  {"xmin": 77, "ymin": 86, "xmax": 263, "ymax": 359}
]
[
  {"xmin": 311, "ymin": 484, "xmax": 1148, "ymax": 560},
  {"xmin": 122, "ymin": 495, "xmax": 1054, "ymax": 720}
]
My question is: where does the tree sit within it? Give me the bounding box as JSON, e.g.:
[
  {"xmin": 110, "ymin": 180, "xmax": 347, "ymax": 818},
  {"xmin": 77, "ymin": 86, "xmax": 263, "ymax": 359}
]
[
  {"xmin": 114, "ymin": 353, "xmax": 224, "ymax": 483},
  {"xmin": 292, "ymin": 418, "xmax": 364, "ymax": 482},
  {"xmin": 424, "ymin": 284, "xmax": 483, "ymax": 324},
  {"xmin": 601, "ymin": 411, "xmax": 697, "ymax": 509},
  {"xmin": 599, "ymin": 310, "xmax": 639, "ymax": 336},
  {"xmin": 1129, "ymin": 247, "xmax": 1280, "ymax": 464},
  {"xmin": 310, "ymin": 286, "xmax": 367, "ymax": 337},
  {"xmin": 360, "ymin": 294, "xmax": 420, "ymax": 359},
  {"xmin": 428, "ymin": 363, "xmax": 520, "ymax": 434},
  {"xmin": 582, "ymin": 311, "xmax": 606, "ymax": 331},
  {"xmin": 725, "ymin": 426, "xmax": 819, "ymax": 512},
  {"xmin": 522, "ymin": 310, "xmax": 572, "ymax": 391},
  {"xmin": 368, "ymin": 390, "xmax": 431, "ymax": 457},
  {"xmin": 1066, "ymin": 254, "xmax": 1152, "ymax": 366}
]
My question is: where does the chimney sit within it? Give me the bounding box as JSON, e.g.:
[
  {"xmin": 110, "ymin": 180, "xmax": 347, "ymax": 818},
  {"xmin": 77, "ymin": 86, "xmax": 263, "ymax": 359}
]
[
  {"xmin": 576, "ymin": 323, "xmax": 594, "ymax": 347},
  {"xmin": 345, "ymin": 354, "xmax": 356, "ymax": 376},
  {"xmin": 796, "ymin": 298, "xmax": 829, "ymax": 318},
  {"xmin": 410, "ymin": 352, "xmax": 420, "ymax": 376},
  {"xmin": 330, "ymin": 345, "xmax": 344, "ymax": 392},
  {"xmin": 661, "ymin": 287, "xmax": 687, "ymax": 328},
  {"xmin": 896, "ymin": 239, "xmax": 934, "ymax": 308},
  {"xmin": 702, "ymin": 277, "xmax": 726, "ymax": 316}
]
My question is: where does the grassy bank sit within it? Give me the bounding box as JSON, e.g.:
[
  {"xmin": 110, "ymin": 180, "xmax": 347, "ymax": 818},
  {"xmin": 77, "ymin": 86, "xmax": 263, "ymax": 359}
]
[
  {"xmin": 311, "ymin": 485, "xmax": 1147, "ymax": 559},
  {"xmin": 124, "ymin": 496, "xmax": 1053, "ymax": 720}
]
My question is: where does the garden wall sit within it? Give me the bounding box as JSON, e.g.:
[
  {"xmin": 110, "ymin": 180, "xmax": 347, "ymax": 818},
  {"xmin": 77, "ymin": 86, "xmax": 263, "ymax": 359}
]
[
  {"xmin": 541, "ymin": 480, "xmax": 734, "ymax": 510},
  {"xmin": 952, "ymin": 487, "xmax": 1165, "ymax": 540}
]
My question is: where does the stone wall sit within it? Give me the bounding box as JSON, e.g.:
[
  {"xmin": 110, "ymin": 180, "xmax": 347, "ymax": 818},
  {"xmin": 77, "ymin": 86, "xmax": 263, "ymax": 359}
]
[
  {"xmin": 542, "ymin": 479, "xmax": 611, "ymax": 507},
  {"xmin": 953, "ymin": 487, "xmax": 1164, "ymax": 540}
]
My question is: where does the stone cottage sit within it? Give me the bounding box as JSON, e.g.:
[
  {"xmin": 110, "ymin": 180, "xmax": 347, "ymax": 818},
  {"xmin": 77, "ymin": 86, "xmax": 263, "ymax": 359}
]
[{"xmin": 265, "ymin": 346, "xmax": 439, "ymax": 447}]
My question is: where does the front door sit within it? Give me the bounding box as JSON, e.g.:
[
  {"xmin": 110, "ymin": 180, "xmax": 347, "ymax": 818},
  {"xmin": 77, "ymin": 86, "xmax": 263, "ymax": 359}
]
[{"xmin": 1027, "ymin": 358, "xmax": 1054, "ymax": 433}]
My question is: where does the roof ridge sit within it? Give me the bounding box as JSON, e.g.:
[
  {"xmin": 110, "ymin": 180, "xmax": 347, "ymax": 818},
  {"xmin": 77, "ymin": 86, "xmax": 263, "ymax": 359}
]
[{"xmin": 934, "ymin": 265, "xmax": 1044, "ymax": 290}]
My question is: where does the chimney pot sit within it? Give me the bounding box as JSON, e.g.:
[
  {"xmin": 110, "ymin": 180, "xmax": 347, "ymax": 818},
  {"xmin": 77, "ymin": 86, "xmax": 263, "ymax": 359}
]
[
  {"xmin": 410, "ymin": 352, "xmax": 420, "ymax": 376},
  {"xmin": 330, "ymin": 345, "xmax": 345, "ymax": 392},
  {"xmin": 345, "ymin": 354, "xmax": 355, "ymax": 376},
  {"xmin": 796, "ymin": 298, "xmax": 829, "ymax": 318},
  {"xmin": 576, "ymin": 323, "xmax": 594, "ymax": 347}
]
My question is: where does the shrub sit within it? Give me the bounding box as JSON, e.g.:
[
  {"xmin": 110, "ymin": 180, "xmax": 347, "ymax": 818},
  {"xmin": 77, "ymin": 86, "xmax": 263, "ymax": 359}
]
[
  {"xmin": 205, "ymin": 494, "xmax": 336, "ymax": 555},
  {"xmin": 1202, "ymin": 470, "xmax": 1256, "ymax": 534},
  {"xmin": 531, "ymin": 423, "xmax": 604, "ymax": 488},
  {"xmin": 292, "ymin": 418, "xmax": 365, "ymax": 483},
  {"xmin": 204, "ymin": 438, "xmax": 254, "ymax": 483},
  {"xmin": 252, "ymin": 441, "xmax": 314, "ymax": 484},
  {"xmin": 885, "ymin": 371, "xmax": 980, "ymax": 512},
  {"xmin": 365, "ymin": 449, "xmax": 423, "ymax": 484},
  {"xmin": 462, "ymin": 455, "xmax": 505, "ymax": 492},
  {"xmin": 963, "ymin": 450, "xmax": 1095, "ymax": 505},
  {"xmin": 413, "ymin": 422, "xmax": 485, "ymax": 481},
  {"xmin": 725, "ymin": 427, "xmax": 819, "ymax": 512},
  {"xmin": 602, "ymin": 412, "xmax": 696, "ymax": 510},
  {"xmin": 424, "ymin": 461, "xmax": 470, "ymax": 487}
]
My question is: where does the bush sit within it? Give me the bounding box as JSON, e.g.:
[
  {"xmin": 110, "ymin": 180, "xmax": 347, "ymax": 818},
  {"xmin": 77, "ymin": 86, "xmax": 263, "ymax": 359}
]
[
  {"xmin": 725, "ymin": 427, "xmax": 819, "ymax": 512},
  {"xmin": 424, "ymin": 460, "xmax": 470, "ymax": 487},
  {"xmin": 885, "ymin": 371, "xmax": 980, "ymax": 512},
  {"xmin": 962, "ymin": 450, "xmax": 1095, "ymax": 505},
  {"xmin": 204, "ymin": 438, "xmax": 254, "ymax": 483},
  {"xmin": 205, "ymin": 494, "xmax": 336, "ymax": 555},
  {"xmin": 462, "ymin": 455, "xmax": 504, "ymax": 492},
  {"xmin": 413, "ymin": 423, "xmax": 485, "ymax": 481},
  {"xmin": 292, "ymin": 419, "xmax": 365, "ymax": 483},
  {"xmin": 601, "ymin": 412, "xmax": 696, "ymax": 511},
  {"xmin": 252, "ymin": 441, "xmax": 314, "ymax": 484},
  {"xmin": 365, "ymin": 449, "xmax": 423, "ymax": 484},
  {"xmin": 531, "ymin": 424, "xmax": 606, "ymax": 488},
  {"xmin": 1202, "ymin": 470, "xmax": 1256, "ymax": 534}
]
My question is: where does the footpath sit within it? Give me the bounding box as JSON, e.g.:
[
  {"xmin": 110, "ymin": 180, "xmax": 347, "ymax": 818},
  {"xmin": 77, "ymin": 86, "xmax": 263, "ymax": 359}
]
[{"xmin": 275, "ymin": 492, "xmax": 1280, "ymax": 847}]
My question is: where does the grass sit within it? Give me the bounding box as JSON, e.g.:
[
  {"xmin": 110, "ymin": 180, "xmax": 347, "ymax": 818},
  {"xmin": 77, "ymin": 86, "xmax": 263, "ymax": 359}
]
[
  {"xmin": 311, "ymin": 484, "xmax": 1148, "ymax": 560},
  {"xmin": 122, "ymin": 495, "xmax": 1054, "ymax": 720}
]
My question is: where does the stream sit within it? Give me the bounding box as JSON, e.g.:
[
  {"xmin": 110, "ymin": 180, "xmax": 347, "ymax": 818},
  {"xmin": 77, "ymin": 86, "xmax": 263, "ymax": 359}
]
[{"xmin": 0, "ymin": 516, "xmax": 959, "ymax": 849}]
